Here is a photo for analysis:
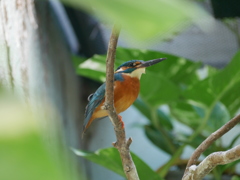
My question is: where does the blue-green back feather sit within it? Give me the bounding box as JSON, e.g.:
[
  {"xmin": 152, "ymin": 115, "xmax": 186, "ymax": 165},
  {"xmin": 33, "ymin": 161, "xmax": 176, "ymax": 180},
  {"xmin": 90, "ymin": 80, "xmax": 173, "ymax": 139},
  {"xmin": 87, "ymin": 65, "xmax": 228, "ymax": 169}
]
[{"xmin": 83, "ymin": 83, "xmax": 106, "ymax": 130}]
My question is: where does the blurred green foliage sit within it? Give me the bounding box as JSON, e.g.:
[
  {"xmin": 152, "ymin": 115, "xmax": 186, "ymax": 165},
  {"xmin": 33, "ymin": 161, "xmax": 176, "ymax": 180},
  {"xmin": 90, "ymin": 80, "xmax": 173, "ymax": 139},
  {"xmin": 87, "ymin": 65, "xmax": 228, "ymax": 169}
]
[
  {"xmin": 62, "ymin": 0, "xmax": 205, "ymax": 40},
  {"xmin": 0, "ymin": 91, "xmax": 81, "ymax": 180},
  {"xmin": 73, "ymin": 48, "xmax": 240, "ymax": 179}
]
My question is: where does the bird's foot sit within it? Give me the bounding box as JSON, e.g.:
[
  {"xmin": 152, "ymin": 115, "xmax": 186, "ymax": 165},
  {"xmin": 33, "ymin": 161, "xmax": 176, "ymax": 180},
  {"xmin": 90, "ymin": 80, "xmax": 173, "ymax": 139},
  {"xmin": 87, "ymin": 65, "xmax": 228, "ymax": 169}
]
[{"xmin": 118, "ymin": 115, "xmax": 124, "ymax": 129}]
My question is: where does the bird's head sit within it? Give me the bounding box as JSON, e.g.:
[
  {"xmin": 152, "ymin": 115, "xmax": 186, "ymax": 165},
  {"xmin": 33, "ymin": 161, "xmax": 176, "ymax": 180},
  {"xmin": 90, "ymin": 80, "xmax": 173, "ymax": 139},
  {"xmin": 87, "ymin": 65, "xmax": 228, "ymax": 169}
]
[{"xmin": 115, "ymin": 58, "xmax": 166, "ymax": 79}]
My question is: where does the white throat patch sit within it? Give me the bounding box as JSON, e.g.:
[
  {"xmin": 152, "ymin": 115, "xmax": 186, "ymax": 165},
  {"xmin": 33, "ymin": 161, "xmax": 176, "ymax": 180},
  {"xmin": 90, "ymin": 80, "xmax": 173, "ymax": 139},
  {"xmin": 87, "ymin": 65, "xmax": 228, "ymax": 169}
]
[{"xmin": 125, "ymin": 68, "xmax": 146, "ymax": 79}]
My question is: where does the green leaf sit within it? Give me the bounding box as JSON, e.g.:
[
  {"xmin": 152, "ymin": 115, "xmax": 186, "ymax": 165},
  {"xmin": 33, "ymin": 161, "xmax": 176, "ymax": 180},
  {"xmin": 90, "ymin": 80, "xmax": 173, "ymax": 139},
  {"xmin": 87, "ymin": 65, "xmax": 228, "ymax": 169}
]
[
  {"xmin": 210, "ymin": 51, "xmax": 240, "ymax": 95},
  {"xmin": 72, "ymin": 55, "xmax": 86, "ymax": 71},
  {"xmin": 0, "ymin": 134, "xmax": 71, "ymax": 180},
  {"xmin": 156, "ymin": 108, "xmax": 174, "ymax": 130},
  {"xmin": 77, "ymin": 55, "xmax": 107, "ymax": 82},
  {"xmin": 231, "ymin": 175, "xmax": 240, "ymax": 180},
  {"xmin": 183, "ymin": 78, "xmax": 215, "ymax": 108},
  {"xmin": 73, "ymin": 147, "xmax": 162, "ymax": 180},
  {"xmin": 133, "ymin": 98, "xmax": 152, "ymax": 120},
  {"xmin": 170, "ymin": 102, "xmax": 230, "ymax": 134},
  {"xmin": 73, "ymin": 148, "xmax": 124, "ymax": 176},
  {"xmin": 206, "ymin": 65, "xmax": 218, "ymax": 77},
  {"xmin": 178, "ymin": 132, "xmax": 222, "ymax": 155},
  {"xmin": 219, "ymin": 159, "xmax": 240, "ymax": 176},
  {"xmin": 62, "ymin": 0, "xmax": 205, "ymax": 40},
  {"xmin": 145, "ymin": 125, "xmax": 179, "ymax": 155},
  {"xmin": 206, "ymin": 102, "xmax": 230, "ymax": 133},
  {"xmin": 220, "ymin": 80, "xmax": 240, "ymax": 116},
  {"xmin": 227, "ymin": 133, "xmax": 240, "ymax": 149},
  {"xmin": 183, "ymin": 51, "xmax": 240, "ymax": 111},
  {"xmin": 170, "ymin": 102, "xmax": 204, "ymax": 128},
  {"xmin": 134, "ymin": 98, "xmax": 173, "ymax": 130},
  {"xmin": 0, "ymin": 97, "xmax": 77, "ymax": 180},
  {"xmin": 140, "ymin": 72, "xmax": 180, "ymax": 106}
]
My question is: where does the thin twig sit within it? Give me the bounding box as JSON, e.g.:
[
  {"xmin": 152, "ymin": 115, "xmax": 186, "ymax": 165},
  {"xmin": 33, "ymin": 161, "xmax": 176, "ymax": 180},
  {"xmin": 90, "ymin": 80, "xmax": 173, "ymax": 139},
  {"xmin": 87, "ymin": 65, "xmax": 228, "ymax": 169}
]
[
  {"xmin": 104, "ymin": 24, "xmax": 139, "ymax": 180},
  {"xmin": 184, "ymin": 114, "xmax": 240, "ymax": 175},
  {"xmin": 182, "ymin": 145, "xmax": 240, "ymax": 180}
]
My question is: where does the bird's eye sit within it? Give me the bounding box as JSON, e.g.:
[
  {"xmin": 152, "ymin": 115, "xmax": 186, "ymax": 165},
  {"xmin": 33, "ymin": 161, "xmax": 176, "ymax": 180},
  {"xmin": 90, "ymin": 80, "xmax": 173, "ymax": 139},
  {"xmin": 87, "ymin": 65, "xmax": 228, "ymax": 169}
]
[{"xmin": 130, "ymin": 62, "xmax": 135, "ymax": 67}]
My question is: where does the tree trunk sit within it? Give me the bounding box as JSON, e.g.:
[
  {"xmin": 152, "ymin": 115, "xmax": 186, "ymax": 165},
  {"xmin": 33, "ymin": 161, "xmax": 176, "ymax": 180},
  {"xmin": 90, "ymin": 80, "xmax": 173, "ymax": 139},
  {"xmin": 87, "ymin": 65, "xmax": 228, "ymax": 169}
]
[{"xmin": 0, "ymin": 0, "xmax": 83, "ymax": 179}]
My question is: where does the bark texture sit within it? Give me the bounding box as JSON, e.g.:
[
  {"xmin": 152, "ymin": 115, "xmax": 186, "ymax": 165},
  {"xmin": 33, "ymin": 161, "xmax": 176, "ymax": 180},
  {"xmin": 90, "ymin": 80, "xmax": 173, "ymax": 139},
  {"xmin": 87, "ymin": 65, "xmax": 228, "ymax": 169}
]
[
  {"xmin": 104, "ymin": 24, "xmax": 139, "ymax": 180},
  {"xmin": 0, "ymin": 0, "xmax": 83, "ymax": 179}
]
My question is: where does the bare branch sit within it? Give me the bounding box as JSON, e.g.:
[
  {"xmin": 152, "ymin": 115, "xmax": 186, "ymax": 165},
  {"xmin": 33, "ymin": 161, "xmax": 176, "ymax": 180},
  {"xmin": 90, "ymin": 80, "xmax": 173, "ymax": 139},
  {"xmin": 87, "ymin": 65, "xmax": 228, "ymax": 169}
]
[
  {"xmin": 104, "ymin": 24, "xmax": 139, "ymax": 180},
  {"xmin": 184, "ymin": 114, "xmax": 240, "ymax": 174},
  {"xmin": 183, "ymin": 144, "xmax": 240, "ymax": 180}
]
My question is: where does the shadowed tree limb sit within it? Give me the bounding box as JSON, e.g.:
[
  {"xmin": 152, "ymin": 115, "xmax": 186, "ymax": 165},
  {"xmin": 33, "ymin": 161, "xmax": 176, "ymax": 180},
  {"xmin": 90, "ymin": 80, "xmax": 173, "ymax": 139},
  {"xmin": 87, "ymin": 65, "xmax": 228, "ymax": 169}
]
[
  {"xmin": 182, "ymin": 145, "xmax": 240, "ymax": 180},
  {"xmin": 104, "ymin": 24, "xmax": 139, "ymax": 180},
  {"xmin": 183, "ymin": 114, "xmax": 240, "ymax": 179}
]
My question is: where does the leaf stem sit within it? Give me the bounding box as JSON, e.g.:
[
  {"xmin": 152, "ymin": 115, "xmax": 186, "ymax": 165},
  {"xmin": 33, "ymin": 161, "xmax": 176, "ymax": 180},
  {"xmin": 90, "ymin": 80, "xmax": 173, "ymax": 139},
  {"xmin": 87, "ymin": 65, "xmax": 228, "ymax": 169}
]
[
  {"xmin": 150, "ymin": 108, "xmax": 177, "ymax": 154},
  {"xmin": 158, "ymin": 145, "xmax": 185, "ymax": 177}
]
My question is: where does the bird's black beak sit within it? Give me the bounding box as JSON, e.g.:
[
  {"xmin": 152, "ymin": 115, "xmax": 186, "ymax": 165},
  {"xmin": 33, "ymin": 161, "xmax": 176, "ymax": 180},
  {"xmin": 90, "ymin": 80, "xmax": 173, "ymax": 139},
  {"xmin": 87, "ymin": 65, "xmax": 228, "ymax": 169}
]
[{"xmin": 138, "ymin": 58, "xmax": 167, "ymax": 68}]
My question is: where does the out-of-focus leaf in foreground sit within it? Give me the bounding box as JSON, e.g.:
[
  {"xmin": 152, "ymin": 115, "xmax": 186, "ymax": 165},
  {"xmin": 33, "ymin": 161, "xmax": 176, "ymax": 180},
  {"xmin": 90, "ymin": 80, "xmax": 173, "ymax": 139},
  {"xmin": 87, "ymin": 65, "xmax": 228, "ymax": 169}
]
[
  {"xmin": 0, "ymin": 93, "xmax": 80, "ymax": 180},
  {"xmin": 62, "ymin": 0, "xmax": 206, "ymax": 40}
]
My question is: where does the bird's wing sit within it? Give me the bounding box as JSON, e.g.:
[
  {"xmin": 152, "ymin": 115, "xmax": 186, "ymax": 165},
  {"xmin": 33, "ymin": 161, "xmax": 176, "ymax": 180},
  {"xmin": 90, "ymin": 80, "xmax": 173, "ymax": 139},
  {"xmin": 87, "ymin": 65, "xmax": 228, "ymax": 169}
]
[
  {"xmin": 83, "ymin": 83, "xmax": 106, "ymax": 130},
  {"xmin": 83, "ymin": 74, "xmax": 124, "ymax": 133}
]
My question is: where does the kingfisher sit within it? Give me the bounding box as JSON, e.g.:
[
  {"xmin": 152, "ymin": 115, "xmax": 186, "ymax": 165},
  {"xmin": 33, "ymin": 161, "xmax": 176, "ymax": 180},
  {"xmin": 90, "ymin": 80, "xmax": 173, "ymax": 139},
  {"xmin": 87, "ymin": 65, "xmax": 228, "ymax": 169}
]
[{"xmin": 83, "ymin": 58, "xmax": 166, "ymax": 134}]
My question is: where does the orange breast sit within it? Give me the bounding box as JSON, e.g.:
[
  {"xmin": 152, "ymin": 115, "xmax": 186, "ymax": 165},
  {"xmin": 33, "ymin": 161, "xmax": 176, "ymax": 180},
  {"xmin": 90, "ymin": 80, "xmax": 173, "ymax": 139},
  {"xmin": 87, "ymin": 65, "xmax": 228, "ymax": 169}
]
[
  {"xmin": 92, "ymin": 75, "xmax": 140, "ymax": 117},
  {"xmin": 88, "ymin": 75, "xmax": 140, "ymax": 128},
  {"xmin": 114, "ymin": 75, "xmax": 140, "ymax": 114}
]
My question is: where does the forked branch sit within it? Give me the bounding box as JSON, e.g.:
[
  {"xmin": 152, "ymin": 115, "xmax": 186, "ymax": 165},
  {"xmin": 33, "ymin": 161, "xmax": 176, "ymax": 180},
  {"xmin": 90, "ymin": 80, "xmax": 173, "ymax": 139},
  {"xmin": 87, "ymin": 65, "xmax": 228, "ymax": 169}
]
[
  {"xmin": 183, "ymin": 145, "xmax": 240, "ymax": 180},
  {"xmin": 183, "ymin": 114, "xmax": 240, "ymax": 179}
]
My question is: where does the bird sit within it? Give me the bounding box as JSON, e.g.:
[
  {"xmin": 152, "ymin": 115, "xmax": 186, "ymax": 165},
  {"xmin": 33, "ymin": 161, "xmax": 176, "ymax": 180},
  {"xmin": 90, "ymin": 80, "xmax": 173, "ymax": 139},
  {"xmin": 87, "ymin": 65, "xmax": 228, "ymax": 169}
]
[{"xmin": 83, "ymin": 58, "xmax": 166, "ymax": 134}]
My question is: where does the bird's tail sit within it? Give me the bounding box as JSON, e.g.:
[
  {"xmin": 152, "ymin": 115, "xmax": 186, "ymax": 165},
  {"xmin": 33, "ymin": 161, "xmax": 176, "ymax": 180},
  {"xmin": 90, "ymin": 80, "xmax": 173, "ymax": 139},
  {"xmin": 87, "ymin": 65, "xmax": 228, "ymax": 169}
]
[{"xmin": 81, "ymin": 120, "xmax": 92, "ymax": 139}]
